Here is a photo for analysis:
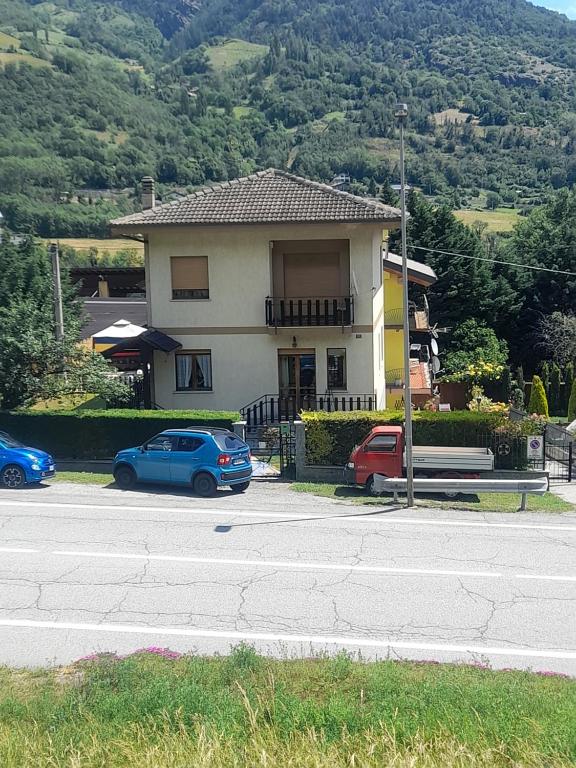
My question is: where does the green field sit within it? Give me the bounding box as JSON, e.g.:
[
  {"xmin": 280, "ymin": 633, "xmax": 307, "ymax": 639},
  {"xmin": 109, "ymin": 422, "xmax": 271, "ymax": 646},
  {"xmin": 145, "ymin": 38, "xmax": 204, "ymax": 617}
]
[
  {"xmin": 207, "ymin": 38, "xmax": 268, "ymax": 71},
  {"xmin": 454, "ymin": 207, "xmax": 520, "ymax": 232},
  {"xmin": 0, "ymin": 649, "xmax": 573, "ymax": 767},
  {"xmin": 0, "ymin": 51, "xmax": 50, "ymax": 68},
  {"xmin": 0, "ymin": 30, "xmax": 21, "ymax": 49},
  {"xmin": 47, "ymin": 237, "xmax": 144, "ymax": 254}
]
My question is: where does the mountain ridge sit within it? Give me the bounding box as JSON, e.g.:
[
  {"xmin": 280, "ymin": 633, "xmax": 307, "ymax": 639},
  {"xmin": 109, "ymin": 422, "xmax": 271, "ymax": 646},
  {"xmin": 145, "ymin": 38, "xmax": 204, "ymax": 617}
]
[{"xmin": 1, "ymin": 0, "xmax": 576, "ymax": 236}]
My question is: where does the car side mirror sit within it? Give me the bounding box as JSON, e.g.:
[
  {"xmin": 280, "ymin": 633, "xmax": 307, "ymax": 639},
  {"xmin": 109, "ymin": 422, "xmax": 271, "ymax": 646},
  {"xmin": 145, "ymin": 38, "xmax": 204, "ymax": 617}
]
[{"xmin": 139, "ymin": 445, "xmax": 144, "ymax": 452}]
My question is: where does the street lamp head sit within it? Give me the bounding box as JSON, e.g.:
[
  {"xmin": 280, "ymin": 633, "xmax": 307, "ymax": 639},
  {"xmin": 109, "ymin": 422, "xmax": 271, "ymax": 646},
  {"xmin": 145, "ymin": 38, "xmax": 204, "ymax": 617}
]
[{"xmin": 395, "ymin": 102, "xmax": 408, "ymax": 120}]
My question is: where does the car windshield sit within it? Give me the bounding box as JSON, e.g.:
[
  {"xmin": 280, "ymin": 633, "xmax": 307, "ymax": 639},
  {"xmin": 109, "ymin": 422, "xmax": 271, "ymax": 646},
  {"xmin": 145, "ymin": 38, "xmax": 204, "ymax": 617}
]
[
  {"xmin": 214, "ymin": 433, "xmax": 248, "ymax": 451},
  {"xmin": 0, "ymin": 432, "xmax": 25, "ymax": 449}
]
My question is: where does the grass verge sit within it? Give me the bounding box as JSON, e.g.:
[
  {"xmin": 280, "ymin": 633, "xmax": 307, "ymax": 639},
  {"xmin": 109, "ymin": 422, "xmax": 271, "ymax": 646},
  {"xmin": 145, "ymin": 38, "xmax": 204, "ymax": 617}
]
[
  {"xmin": 0, "ymin": 648, "xmax": 573, "ymax": 767},
  {"xmin": 291, "ymin": 483, "xmax": 573, "ymax": 512},
  {"xmin": 52, "ymin": 471, "xmax": 112, "ymax": 485}
]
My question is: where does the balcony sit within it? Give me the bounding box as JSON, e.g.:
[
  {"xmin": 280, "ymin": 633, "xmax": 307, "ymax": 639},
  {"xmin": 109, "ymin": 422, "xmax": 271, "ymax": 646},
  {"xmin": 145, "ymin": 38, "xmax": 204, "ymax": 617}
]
[
  {"xmin": 265, "ymin": 296, "xmax": 354, "ymax": 328},
  {"xmin": 384, "ymin": 302, "xmax": 430, "ymax": 330}
]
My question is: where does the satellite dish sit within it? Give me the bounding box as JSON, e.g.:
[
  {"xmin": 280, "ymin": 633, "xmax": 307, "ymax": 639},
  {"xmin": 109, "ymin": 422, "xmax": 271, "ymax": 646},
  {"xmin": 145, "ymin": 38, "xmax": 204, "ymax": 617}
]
[
  {"xmin": 431, "ymin": 338, "xmax": 439, "ymax": 356},
  {"xmin": 432, "ymin": 356, "xmax": 441, "ymax": 375}
]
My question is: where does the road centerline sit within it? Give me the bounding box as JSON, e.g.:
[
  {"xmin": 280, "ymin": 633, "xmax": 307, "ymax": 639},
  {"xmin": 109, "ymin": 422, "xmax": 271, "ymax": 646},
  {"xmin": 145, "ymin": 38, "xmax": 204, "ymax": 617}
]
[{"xmin": 0, "ymin": 545, "xmax": 574, "ymax": 583}]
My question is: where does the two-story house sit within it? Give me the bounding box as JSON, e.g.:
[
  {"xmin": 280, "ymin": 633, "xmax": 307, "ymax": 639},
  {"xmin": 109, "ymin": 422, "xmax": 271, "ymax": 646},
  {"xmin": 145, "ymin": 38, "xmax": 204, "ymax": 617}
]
[{"xmin": 111, "ymin": 169, "xmax": 401, "ymax": 415}]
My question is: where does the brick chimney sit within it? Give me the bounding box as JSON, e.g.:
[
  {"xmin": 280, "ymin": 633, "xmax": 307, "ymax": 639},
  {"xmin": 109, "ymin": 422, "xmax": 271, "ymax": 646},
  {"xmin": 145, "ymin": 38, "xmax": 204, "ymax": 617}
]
[{"xmin": 141, "ymin": 176, "xmax": 156, "ymax": 210}]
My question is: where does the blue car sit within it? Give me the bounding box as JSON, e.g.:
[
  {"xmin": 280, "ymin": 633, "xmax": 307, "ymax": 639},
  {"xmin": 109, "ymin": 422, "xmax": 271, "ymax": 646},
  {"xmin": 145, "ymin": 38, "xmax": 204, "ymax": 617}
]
[
  {"xmin": 113, "ymin": 427, "xmax": 253, "ymax": 497},
  {"xmin": 0, "ymin": 431, "xmax": 56, "ymax": 488}
]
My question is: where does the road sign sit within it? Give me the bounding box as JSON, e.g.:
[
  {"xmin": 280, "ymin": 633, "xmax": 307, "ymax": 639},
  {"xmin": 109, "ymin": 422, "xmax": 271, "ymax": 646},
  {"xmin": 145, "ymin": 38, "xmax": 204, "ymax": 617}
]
[{"xmin": 527, "ymin": 435, "xmax": 544, "ymax": 461}]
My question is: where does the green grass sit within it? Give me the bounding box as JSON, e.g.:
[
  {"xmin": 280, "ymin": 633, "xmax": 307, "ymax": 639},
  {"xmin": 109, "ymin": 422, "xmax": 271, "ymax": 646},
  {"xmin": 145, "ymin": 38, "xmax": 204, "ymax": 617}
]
[
  {"xmin": 454, "ymin": 207, "xmax": 520, "ymax": 232},
  {"xmin": 207, "ymin": 38, "xmax": 268, "ymax": 71},
  {"xmin": 232, "ymin": 105, "xmax": 255, "ymax": 118},
  {"xmin": 0, "ymin": 51, "xmax": 50, "ymax": 68},
  {"xmin": 0, "ymin": 30, "xmax": 20, "ymax": 49},
  {"xmin": 29, "ymin": 394, "xmax": 106, "ymax": 411},
  {"xmin": 52, "ymin": 472, "xmax": 112, "ymax": 485},
  {"xmin": 0, "ymin": 649, "xmax": 573, "ymax": 767},
  {"xmin": 292, "ymin": 483, "xmax": 573, "ymax": 512}
]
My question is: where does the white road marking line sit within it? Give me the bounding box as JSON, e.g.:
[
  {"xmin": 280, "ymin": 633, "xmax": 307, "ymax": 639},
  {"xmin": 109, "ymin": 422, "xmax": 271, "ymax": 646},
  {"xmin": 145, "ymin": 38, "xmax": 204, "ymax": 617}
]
[
  {"xmin": 0, "ymin": 499, "xmax": 575, "ymax": 532},
  {"xmin": 1, "ymin": 545, "xmax": 574, "ymax": 583},
  {"xmin": 0, "ymin": 618, "xmax": 574, "ymax": 661},
  {"xmin": 0, "ymin": 547, "xmax": 37, "ymax": 554}
]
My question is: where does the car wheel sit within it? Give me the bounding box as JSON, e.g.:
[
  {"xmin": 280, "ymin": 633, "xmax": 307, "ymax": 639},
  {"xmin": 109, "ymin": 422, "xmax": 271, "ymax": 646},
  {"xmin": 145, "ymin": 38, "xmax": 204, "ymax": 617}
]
[
  {"xmin": 114, "ymin": 465, "xmax": 136, "ymax": 489},
  {"xmin": 365, "ymin": 475, "xmax": 379, "ymax": 496},
  {"xmin": 1, "ymin": 464, "xmax": 26, "ymax": 489},
  {"xmin": 193, "ymin": 472, "xmax": 217, "ymax": 498},
  {"xmin": 231, "ymin": 481, "xmax": 250, "ymax": 493}
]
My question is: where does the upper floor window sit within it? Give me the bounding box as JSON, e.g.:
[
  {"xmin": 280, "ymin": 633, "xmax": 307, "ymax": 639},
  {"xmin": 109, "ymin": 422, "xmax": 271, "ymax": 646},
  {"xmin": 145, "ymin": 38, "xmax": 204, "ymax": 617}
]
[
  {"xmin": 176, "ymin": 351, "xmax": 212, "ymax": 392},
  {"xmin": 171, "ymin": 256, "xmax": 209, "ymax": 300}
]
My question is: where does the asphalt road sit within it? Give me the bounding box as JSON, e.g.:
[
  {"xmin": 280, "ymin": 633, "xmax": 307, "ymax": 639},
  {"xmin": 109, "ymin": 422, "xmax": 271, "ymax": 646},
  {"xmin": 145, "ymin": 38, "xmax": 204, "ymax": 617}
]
[{"xmin": 0, "ymin": 481, "xmax": 575, "ymax": 674}]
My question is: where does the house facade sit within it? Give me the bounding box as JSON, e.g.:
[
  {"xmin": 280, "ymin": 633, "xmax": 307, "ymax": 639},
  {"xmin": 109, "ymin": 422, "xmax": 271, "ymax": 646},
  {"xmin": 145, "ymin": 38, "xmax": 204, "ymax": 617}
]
[
  {"xmin": 383, "ymin": 252, "xmax": 438, "ymax": 409},
  {"xmin": 111, "ymin": 170, "xmax": 401, "ymax": 414}
]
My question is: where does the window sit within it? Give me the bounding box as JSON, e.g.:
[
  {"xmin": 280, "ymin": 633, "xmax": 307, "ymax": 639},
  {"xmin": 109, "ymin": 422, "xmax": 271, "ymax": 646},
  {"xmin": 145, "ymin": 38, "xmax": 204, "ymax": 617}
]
[
  {"xmin": 175, "ymin": 352, "xmax": 212, "ymax": 391},
  {"xmin": 327, "ymin": 348, "xmax": 346, "ymax": 390},
  {"xmin": 176, "ymin": 436, "xmax": 203, "ymax": 452},
  {"xmin": 365, "ymin": 435, "xmax": 398, "ymax": 453},
  {"xmin": 145, "ymin": 434, "xmax": 176, "ymax": 452},
  {"xmin": 214, "ymin": 433, "xmax": 247, "ymax": 451},
  {"xmin": 171, "ymin": 256, "xmax": 209, "ymax": 300}
]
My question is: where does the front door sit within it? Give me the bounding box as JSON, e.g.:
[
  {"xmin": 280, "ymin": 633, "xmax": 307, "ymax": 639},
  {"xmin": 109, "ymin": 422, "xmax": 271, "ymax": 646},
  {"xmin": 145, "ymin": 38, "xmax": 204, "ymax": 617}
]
[{"xmin": 278, "ymin": 352, "xmax": 316, "ymax": 413}]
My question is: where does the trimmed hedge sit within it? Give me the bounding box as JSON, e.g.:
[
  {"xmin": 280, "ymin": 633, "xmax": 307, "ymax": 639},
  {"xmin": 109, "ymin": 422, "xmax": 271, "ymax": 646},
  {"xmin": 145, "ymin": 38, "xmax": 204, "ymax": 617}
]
[
  {"xmin": 0, "ymin": 409, "xmax": 239, "ymax": 459},
  {"xmin": 302, "ymin": 410, "xmax": 511, "ymax": 466}
]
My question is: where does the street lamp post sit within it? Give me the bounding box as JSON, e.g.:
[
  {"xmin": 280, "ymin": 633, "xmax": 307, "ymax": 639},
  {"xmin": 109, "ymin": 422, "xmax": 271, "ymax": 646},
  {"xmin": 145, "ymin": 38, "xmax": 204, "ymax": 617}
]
[{"xmin": 395, "ymin": 102, "xmax": 414, "ymax": 507}]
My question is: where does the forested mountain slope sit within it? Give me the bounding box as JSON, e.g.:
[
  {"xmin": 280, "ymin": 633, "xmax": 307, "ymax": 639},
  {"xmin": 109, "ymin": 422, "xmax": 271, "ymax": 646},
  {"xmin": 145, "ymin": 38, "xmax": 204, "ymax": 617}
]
[{"xmin": 1, "ymin": 0, "xmax": 576, "ymax": 235}]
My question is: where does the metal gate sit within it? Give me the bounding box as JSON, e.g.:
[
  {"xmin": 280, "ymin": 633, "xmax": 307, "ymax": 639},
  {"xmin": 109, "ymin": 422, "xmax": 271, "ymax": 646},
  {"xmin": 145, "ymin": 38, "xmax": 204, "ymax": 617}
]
[
  {"xmin": 278, "ymin": 422, "xmax": 296, "ymax": 477},
  {"xmin": 544, "ymin": 422, "xmax": 574, "ymax": 481}
]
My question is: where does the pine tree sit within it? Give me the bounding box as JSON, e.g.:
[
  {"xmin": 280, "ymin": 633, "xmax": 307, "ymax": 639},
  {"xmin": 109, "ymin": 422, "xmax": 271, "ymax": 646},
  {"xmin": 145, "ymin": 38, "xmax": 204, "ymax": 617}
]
[
  {"xmin": 528, "ymin": 375, "xmax": 549, "ymax": 417},
  {"xmin": 540, "ymin": 361, "xmax": 550, "ymax": 394},
  {"xmin": 568, "ymin": 379, "xmax": 576, "ymax": 423},
  {"xmin": 564, "ymin": 363, "xmax": 574, "ymax": 416},
  {"xmin": 515, "ymin": 365, "xmax": 525, "ymax": 404},
  {"xmin": 549, "ymin": 363, "xmax": 561, "ymax": 416}
]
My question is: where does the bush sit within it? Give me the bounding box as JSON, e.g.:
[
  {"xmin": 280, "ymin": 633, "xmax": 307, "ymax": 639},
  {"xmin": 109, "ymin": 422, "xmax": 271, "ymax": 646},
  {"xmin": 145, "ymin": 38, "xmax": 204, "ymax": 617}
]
[
  {"xmin": 302, "ymin": 410, "xmax": 507, "ymax": 465},
  {"xmin": 0, "ymin": 409, "xmax": 239, "ymax": 459},
  {"xmin": 528, "ymin": 376, "xmax": 549, "ymax": 417}
]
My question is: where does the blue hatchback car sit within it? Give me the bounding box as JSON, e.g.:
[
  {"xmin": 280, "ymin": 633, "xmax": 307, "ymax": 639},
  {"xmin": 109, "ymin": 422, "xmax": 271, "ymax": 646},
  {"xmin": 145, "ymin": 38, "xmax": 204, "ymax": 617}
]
[
  {"xmin": 0, "ymin": 431, "xmax": 56, "ymax": 488},
  {"xmin": 113, "ymin": 427, "xmax": 253, "ymax": 497}
]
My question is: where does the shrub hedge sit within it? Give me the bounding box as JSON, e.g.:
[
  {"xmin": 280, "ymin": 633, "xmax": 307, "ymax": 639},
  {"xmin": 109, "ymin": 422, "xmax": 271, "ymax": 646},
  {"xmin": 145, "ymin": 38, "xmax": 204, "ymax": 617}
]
[
  {"xmin": 302, "ymin": 410, "xmax": 511, "ymax": 466},
  {"xmin": 0, "ymin": 409, "xmax": 239, "ymax": 459}
]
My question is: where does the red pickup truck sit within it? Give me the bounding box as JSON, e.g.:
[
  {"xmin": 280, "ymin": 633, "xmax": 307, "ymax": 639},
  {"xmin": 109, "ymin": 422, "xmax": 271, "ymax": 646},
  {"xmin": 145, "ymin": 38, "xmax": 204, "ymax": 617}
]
[{"xmin": 345, "ymin": 425, "xmax": 495, "ymax": 495}]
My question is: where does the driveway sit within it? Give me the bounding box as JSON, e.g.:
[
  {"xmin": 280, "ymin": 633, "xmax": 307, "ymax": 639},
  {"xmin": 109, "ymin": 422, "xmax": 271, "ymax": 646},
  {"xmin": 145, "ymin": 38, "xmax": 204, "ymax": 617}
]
[{"xmin": 0, "ymin": 481, "xmax": 574, "ymax": 673}]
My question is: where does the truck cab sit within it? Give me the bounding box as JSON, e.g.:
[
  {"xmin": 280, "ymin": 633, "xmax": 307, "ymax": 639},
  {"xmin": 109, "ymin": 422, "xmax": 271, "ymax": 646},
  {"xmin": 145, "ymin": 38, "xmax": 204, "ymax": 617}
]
[{"xmin": 346, "ymin": 426, "xmax": 404, "ymax": 493}]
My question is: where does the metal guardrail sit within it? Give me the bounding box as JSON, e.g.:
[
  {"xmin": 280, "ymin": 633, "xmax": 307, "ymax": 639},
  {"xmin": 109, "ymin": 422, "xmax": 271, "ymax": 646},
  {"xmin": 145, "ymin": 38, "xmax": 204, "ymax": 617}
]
[{"xmin": 372, "ymin": 476, "xmax": 549, "ymax": 511}]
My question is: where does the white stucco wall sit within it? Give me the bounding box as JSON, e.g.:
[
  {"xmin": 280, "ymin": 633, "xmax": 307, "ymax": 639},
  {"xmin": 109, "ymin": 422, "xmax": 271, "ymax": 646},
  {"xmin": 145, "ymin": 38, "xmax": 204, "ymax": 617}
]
[{"xmin": 142, "ymin": 221, "xmax": 389, "ymax": 411}]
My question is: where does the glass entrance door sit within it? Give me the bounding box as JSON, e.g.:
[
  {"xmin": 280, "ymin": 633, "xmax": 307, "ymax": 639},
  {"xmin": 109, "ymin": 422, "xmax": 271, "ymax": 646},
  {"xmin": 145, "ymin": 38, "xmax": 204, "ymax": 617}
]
[{"xmin": 278, "ymin": 352, "xmax": 316, "ymax": 411}]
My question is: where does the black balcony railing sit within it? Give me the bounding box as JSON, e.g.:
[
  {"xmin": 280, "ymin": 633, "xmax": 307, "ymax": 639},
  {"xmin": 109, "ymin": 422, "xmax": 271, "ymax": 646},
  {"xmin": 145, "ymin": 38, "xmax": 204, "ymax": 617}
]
[
  {"xmin": 240, "ymin": 393, "xmax": 375, "ymax": 426},
  {"xmin": 265, "ymin": 296, "xmax": 354, "ymax": 327}
]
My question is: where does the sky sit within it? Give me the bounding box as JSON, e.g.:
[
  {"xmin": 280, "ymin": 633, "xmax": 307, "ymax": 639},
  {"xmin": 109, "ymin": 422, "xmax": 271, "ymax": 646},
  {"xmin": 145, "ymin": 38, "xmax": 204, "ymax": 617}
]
[{"xmin": 532, "ymin": 0, "xmax": 576, "ymax": 18}]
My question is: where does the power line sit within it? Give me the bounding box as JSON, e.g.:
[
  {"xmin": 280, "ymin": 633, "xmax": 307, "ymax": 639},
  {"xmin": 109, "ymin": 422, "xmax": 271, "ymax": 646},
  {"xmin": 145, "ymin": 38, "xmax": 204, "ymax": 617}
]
[{"xmin": 410, "ymin": 245, "xmax": 576, "ymax": 276}]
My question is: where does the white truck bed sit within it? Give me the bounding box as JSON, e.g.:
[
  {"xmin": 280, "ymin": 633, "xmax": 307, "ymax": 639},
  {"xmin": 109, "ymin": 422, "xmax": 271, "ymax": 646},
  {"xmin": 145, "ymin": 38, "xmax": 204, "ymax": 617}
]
[{"xmin": 407, "ymin": 445, "xmax": 494, "ymax": 472}]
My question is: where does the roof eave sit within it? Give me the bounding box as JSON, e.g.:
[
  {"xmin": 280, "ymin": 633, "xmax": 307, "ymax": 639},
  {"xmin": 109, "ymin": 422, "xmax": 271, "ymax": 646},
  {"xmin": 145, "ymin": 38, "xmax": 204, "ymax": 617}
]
[{"xmin": 111, "ymin": 217, "xmax": 401, "ymax": 233}]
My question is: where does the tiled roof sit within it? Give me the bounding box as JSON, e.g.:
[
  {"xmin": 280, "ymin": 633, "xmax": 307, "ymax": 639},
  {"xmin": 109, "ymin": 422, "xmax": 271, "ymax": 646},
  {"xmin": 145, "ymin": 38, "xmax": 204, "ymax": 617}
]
[{"xmin": 111, "ymin": 169, "xmax": 401, "ymax": 228}]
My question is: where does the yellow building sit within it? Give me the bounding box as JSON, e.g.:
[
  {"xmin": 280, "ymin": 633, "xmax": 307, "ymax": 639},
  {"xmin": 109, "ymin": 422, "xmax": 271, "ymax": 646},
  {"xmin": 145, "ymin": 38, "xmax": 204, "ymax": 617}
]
[{"xmin": 383, "ymin": 252, "xmax": 438, "ymax": 409}]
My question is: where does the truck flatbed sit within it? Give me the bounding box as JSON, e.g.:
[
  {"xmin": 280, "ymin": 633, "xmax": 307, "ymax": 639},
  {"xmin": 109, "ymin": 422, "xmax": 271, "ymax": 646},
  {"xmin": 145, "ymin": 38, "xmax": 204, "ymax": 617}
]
[{"xmin": 409, "ymin": 446, "xmax": 494, "ymax": 472}]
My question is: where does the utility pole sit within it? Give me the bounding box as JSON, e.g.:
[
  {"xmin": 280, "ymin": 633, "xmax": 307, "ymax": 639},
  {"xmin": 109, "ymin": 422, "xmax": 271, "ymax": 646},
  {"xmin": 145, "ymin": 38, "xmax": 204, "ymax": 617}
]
[
  {"xmin": 395, "ymin": 102, "xmax": 414, "ymax": 507},
  {"xmin": 49, "ymin": 242, "xmax": 64, "ymax": 342}
]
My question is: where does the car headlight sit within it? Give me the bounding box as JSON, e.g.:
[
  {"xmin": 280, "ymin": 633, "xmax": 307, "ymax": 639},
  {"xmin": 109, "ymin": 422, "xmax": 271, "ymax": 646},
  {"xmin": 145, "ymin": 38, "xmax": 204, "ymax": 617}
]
[
  {"xmin": 31, "ymin": 463, "xmax": 41, "ymax": 471},
  {"xmin": 346, "ymin": 462, "xmax": 355, "ymax": 469}
]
